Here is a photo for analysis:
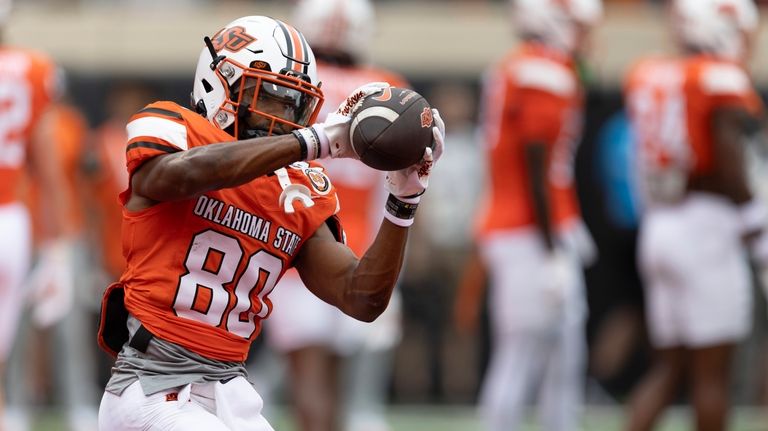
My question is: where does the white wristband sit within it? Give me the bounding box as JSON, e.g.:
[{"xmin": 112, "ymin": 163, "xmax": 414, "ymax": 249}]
[
  {"xmin": 309, "ymin": 124, "xmax": 330, "ymax": 159},
  {"xmin": 292, "ymin": 127, "xmax": 329, "ymax": 161},
  {"xmin": 383, "ymin": 194, "xmax": 420, "ymax": 227}
]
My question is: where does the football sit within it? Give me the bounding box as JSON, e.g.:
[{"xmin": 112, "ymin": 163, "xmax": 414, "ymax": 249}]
[{"xmin": 349, "ymin": 87, "xmax": 435, "ymax": 171}]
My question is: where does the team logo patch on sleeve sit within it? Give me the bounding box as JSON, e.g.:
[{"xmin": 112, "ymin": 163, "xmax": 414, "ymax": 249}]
[{"xmin": 305, "ymin": 168, "xmax": 331, "ymax": 195}]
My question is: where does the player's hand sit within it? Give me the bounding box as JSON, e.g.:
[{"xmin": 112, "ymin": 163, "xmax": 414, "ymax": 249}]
[
  {"xmin": 26, "ymin": 239, "xmax": 75, "ymax": 328},
  {"xmin": 298, "ymin": 82, "xmax": 391, "ymax": 160},
  {"xmin": 541, "ymin": 248, "xmax": 575, "ymax": 314},
  {"xmin": 385, "ymin": 108, "xmax": 445, "ymax": 198}
]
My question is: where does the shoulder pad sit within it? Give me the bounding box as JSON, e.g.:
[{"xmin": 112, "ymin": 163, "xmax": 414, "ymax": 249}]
[
  {"xmin": 511, "ymin": 58, "xmax": 576, "ymax": 97},
  {"xmin": 126, "ymin": 103, "xmax": 189, "ymax": 151},
  {"xmin": 700, "ymin": 63, "xmax": 751, "ymax": 96}
]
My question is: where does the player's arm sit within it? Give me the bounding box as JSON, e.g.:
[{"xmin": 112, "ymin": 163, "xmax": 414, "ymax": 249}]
[
  {"xmin": 710, "ymin": 106, "xmax": 759, "ymax": 205},
  {"xmin": 129, "ymin": 84, "xmax": 393, "ymax": 211},
  {"xmin": 519, "ymin": 87, "xmax": 567, "ymax": 251},
  {"xmin": 295, "ymin": 109, "xmax": 445, "ymax": 322},
  {"xmin": 293, "ymin": 219, "xmax": 408, "ymax": 322},
  {"xmin": 128, "ymin": 134, "xmax": 304, "ymax": 210},
  {"xmin": 524, "ymin": 141, "xmax": 555, "ymax": 250},
  {"xmin": 28, "ymin": 107, "xmax": 70, "ymax": 239},
  {"xmin": 710, "ymin": 105, "xmax": 768, "ymax": 250}
]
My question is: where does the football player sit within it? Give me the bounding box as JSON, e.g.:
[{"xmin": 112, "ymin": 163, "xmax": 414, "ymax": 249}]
[
  {"xmin": 22, "ymin": 94, "xmax": 99, "ymax": 431},
  {"xmin": 96, "ymin": 15, "xmax": 444, "ymax": 431},
  {"xmin": 264, "ymin": 1, "xmax": 408, "ymax": 430},
  {"xmin": 624, "ymin": 1, "xmax": 764, "ymax": 430},
  {"xmin": 454, "ymin": 0, "xmax": 600, "ymax": 430},
  {"xmin": 87, "ymin": 81, "xmax": 154, "ymax": 281},
  {"xmin": 0, "ymin": 1, "xmax": 73, "ymax": 429}
]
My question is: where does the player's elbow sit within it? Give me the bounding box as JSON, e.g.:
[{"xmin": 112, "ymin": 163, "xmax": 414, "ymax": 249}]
[{"xmin": 346, "ymin": 292, "xmax": 391, "ymax": 323}]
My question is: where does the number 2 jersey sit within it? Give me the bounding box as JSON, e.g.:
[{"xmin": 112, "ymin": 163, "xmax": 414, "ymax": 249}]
[
  {"xmin": 0, "ymin": 47, "xmax": 57, "ymax": 204},
  {"xmin": 118, "ymin": 101, "xmax": 340, "ymax": 362}
]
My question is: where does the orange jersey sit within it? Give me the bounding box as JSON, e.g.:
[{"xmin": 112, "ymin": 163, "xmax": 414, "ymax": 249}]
[
  {"xmin": 0, "ymin": 47, "xmax": 57, "ymax": 204},
  {"xmin": 315, "ymin": 61, "xmax": 408, "ymax": 255},
  {"xmin": 119, "ymin": 101, "xmax": 340, "ymax": 362},
  {"xmin": 475, "ymin": 43, "xmax": 583, "ymax": 238},
  {"xmin": 26, "ymin": 103, "xmax": 88, "ymax": 241},
  {"xmin": 625, "ymin": 56, "xmax": 685, "ymax": 174},
  {"xmin": 683, "ymin": 56, "xmax": 763, "ymax": 175},
  {"xmin": 91, "ymin": 119, "xmax": 131, "ymax": 278},
  {"xmin": 626, "ymin": 55, "xmax": 763, "ymax": 187}
]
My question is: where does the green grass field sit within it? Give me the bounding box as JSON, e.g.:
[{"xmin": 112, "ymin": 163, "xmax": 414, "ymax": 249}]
[{"xmin": 28, "ymin": 405, "xmax": 768, "ymax": 431}]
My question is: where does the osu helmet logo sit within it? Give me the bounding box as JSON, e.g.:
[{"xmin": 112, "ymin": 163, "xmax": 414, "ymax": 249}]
[
  {"xmin": 420, "ymin": 107, "xmax": 433, "ymax": 128},
  {"xmin": 212, "ymin": 26, "xmax": 256, "ymax": 52}
]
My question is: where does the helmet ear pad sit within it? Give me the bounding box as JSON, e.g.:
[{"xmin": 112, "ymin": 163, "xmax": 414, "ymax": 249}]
[{"xmin": 193, "ymin": 98, "xmax": 208, "ymax": 117}]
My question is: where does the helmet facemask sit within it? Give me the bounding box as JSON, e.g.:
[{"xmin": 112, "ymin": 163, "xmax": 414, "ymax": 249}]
[{"xmin": 218, "ymin": 62, "xmax": 323, "ymax": 139}]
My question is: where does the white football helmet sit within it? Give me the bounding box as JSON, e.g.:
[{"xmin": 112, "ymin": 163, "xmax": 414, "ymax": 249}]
[
  {"xmin": 672, "ymin": 0, "xmax": 758, "ymax": 62},
  {"xmin": 511, "ymin": 0, "xmax": 603, "ymax": 54},
  {"xmin": 192, "ymin": 16, "xmax": 324, "ymax": 138},
  {"xmin": 292, "ymin": 0, "xmax": 375, "ymax": 63}
]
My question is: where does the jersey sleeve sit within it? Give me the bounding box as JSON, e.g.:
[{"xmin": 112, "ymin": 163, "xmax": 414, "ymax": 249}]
[
  {"xmin": 698, "ymin": 62, "xmax": 763, "ymax": 116},
  {"xmin": 28, "ymin": 52, "xmax": 58, "ymax": 121},
  {"xmin": 124, "ymin": 104, "xmax": 190, "ymax": 174}
]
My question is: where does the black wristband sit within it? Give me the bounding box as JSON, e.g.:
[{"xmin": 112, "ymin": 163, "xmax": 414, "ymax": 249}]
[
  {"xmin": 385, "ymin": 193, "xmax": 419, "ymax": 221},
  {"xmin": 291, "ymin": 129, "xmax": 309, "ymax": 161}
]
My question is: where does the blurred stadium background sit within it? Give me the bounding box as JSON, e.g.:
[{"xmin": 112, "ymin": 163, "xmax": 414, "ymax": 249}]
[{"xmin": 4, "ymin": 0, "xmax": 768, "ymax": 430}]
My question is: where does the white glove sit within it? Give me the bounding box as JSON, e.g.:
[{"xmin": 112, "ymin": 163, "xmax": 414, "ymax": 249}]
[
  {"xmin": 541, "ymin": 248, "xmax": 576, "ymax": 313},
  {"xmin": 382, "ymin": 109, "xmax": 445, "ymax": 227},
  {"xmin": 26, "ymin": 239, "xmax": 75, "ymax": 328},
  {"xmin": 384, "ymin": 108, "xmax": 445, "ymax": 199},
  {"xmin": 294, "ymin": 82, "xmax": 391, "ymax": 161}
]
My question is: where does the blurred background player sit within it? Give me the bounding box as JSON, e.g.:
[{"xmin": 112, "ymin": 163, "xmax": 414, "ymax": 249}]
[
  {"xmin": 264, "ymin": 1, "xmax": 408, "ymax": 430},
  {"xmin": 624, "ymin": 1, "xmax": 765, "ymax": 430},
  {"xmin": 454, "ymin": 0, "xmax": 601, "ymax": 430},
  {"xmin": 0, "ymin": 0, "xmax": 73, "ymax": 429},
  {"xmin": 86, "ymin": 80, "xmax": 153, "ymax": 284},
  {"xmin": 13, "ymin": 84, "xmax": 99, "ymax": 431}
]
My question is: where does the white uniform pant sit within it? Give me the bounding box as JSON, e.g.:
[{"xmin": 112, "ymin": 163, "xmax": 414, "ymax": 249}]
[
  {"xmin": 478, "ymin": 228, "xmax": 586, "ymax": 431},
  {"xmin": 266, "ymin": 270, "xmax": 402, "ymax": 355},
  {"xmin": 638, "ymin": 193, "xmax": 752, "ymax": 348},
  {"xmin": 0, "ymin": 203, "xmax": 31, "ymax": 361},
  {"xmin": 98, "ymin": 377, "xmax": 274, "ymax": 431},
  {"xmin": 264, "ymin": 270, "xmax": 401, "ymax": 431}
]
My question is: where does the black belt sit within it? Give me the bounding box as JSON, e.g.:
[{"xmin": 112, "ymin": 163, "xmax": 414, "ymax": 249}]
[{"xmin": 128, "ymin": 324, "xmax": 154, "ymax": 353}]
